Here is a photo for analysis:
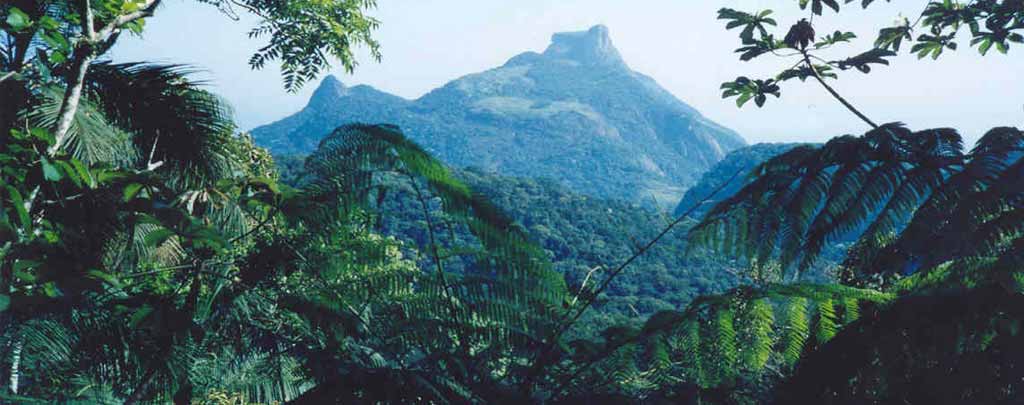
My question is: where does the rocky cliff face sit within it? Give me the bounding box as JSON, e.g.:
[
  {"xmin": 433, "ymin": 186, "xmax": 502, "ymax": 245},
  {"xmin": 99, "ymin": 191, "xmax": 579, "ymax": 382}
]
[{"xmin": 253, "ymin": 25, "xmax": 746, "ymax": 204}]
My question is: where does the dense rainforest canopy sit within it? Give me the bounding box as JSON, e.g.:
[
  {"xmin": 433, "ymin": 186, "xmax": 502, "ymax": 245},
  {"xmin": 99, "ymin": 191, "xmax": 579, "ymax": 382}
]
[{"xmin": 1, "ymin": 0, "xmax": 1023, "ymax": 404}]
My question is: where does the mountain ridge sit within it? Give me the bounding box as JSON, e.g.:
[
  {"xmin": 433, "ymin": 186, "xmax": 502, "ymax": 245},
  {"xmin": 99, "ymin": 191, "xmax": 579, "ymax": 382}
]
[
  {"xmin": 673, "ymin": 143, "xmax": 808, "ymax": 218},
  {"xmin": 253, "ymin": 25, "xmax": 746, "ymax": 203}
]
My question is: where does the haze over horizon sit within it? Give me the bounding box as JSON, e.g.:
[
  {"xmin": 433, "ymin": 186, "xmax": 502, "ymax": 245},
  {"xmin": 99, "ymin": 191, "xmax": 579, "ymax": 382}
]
[{"xmin": 112, "ymin": 0, "xmax": 1024, "ymax": 145}]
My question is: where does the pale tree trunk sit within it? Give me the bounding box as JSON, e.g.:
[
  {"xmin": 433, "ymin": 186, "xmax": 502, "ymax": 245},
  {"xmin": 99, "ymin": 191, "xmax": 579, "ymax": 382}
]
[
  {"xmin": 49, "ymin": 45, "xmax": 96, "ymax": 156},
  {"xmin": 9, "ymin": 338, "xmax": 22, "ymax": 394},
  {"xmin": 46, "ymin": 0, "xmax": 161, "ymax": 156}
]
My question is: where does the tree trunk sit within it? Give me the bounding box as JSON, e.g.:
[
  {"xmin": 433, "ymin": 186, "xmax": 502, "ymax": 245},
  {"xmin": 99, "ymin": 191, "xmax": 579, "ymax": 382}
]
[
  {"xmin": 8, "ymin": 338, "xmax": 22, "ymax": 394},
  {"xmin": 49, "ymin": 44, "xmax": 96, "ymax": 156}
]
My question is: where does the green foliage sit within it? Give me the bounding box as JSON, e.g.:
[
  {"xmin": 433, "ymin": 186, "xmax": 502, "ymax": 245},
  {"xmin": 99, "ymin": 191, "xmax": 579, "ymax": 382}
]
[
  {"xmin": 293, "ymin": 123, "xmax": 572, "ymax": 399},
  {"xmin": 778, "ymin": 286, "xmax": 1024, "ymax": 404},
  {"xmin": 690, "ymin": 124, "xmax": 1024, "ymax": 401},
  {"xmin": 720, "ymin": 76, "xmax": 780, "ymax": 107},
  {"xmin": 232, "ymin": 0, "xmax": 382, "ymax": 91},
  {"xmin": 717, "ymin": 1, "xmax": 1024, "ymax": 111},
  {"xmin": 451, "ymin": 169, "xmax": 743, "ymax": 329},
  {"xmin": 815, "ymin": 298, "xmax": 837, "ymax": 344},
  {"xmin": 781, "ymin": 297, "xmax": 809, "ymax": 368},
  {"xmin": 740, "ymin": 298, "xmax": 774, "ymax": 372},
  {"xmin": 3, "ymin": 1, "xmax": 1022, "ymax": 402},
  {"xmin": 277, "ymin": 159, "xmax": 759, "ymax": 331},
  {"xmin": 674, "ymin": 143, "xmax": 808, "ymax": 219},
  {"xmin": 553, "ymin": 282, "xmax": 891, "ymax": 401},
  {"xmin": 686, "ymin": 2, "xmax": 1024, "ymax": 402},
  {"xmin": 691, "ymin": 124, "xmax": 1024, "ymax": 286},
  {"xmin": 717, "ymin": 8, "xmax": 777, "ymax": 44}
]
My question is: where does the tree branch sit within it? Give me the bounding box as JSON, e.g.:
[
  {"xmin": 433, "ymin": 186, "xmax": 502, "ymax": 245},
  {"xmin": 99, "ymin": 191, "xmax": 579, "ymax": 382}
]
[
  {"xmin": 801, "ymin": 51, "xmax": 879, "ymax": 129},
  {"xmin": 51, "ymin": 0, "xmax": 162, "ymax": 155},
  {"xmin": 49, "ymin": 44, "xmax": 95, "ymax": 155},
  {"xmin": 96, "ymin": 0, "xmax": 162, "ymax": 39},
  {"xmin": 81, "ymin": 0, "xmax": 96, "ymax": 38}
]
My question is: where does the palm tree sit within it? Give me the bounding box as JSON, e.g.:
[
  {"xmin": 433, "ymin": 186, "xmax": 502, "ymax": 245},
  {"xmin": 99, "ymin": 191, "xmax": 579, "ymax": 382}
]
[{"xmin": 0, "ymin": 60, "xmax": 268, "ymax": 402}]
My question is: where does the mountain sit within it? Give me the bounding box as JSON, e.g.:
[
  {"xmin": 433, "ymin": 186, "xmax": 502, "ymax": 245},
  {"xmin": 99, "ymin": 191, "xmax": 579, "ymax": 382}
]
[
  {"xmin": 673, "ymin": 143, "xmax": 805, "ymax": 218},
  {"xmin": 253, "ymin": 25, "xmax": 746, "ymax": 204}
]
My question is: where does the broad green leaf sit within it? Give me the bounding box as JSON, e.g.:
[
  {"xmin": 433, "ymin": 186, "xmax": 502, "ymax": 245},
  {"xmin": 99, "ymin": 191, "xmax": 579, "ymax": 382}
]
[
  {"xmin": 70, "ymin": 159, "xmax": 94, "ymax": 187},
  {"xmin": 5, "ymin": 186, "xmax": 30, "ymax": 232},
  {"xmin": 37, "ymin": 15, "xmax": 59, "ymax": 30},
  {"xmin": 249, "ymin": 176, "xmax": 281, "ymax": 194},
  {"xmin": 30, "ymin": 127, "xmax": 55, "ymax": 145},
  {"xmin": 5, "ymin": 7, "xmax": 32, "ymax": 32},
  {"xmin": 42, "ymin": 282, "xmax": 59, "ymax": 298},
  {"xmin": 41, "ymin": 158, "xmax": 62, "ymax": 182},
  {"xmin": 736, "ymin": 92, "xmax": 753, "ymax": 107},
  {"xmin": 13, "ymin": 269, "xmax": 36, "ymax": 283},
  {"xmin": 123, "ymin": 183, "xmax": 144, "ymax": 201},
  {"xmin": 13, "ymin": 259, "xmax": 39, "ymax": 273},
  {"xmin": 996, "ymin": 41, "xmax": 1008, "ymax": 54},
  {"xmin": 56, "ymin": 161, "xmax": 81, "ymax": 187},
  {"xmin": 0, "ymin": 294, "xmax": 8, "ymax": 312}
]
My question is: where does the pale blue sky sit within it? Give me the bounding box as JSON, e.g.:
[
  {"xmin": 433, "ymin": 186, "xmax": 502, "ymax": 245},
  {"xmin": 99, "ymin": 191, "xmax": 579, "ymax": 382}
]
[{"xmin": 111, "ymin": 0, "xmax": 1024, "ymax": 145}]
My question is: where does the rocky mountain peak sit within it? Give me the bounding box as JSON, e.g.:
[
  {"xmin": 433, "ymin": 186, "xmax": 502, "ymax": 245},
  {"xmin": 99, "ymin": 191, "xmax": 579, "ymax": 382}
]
[
  {"xmin": 542, "ymin": 24, "xmax": 625, "ymax": 67},
  {"xmin": 253, "ymin": 26, "xmax": 746, "ymax": 204},
  {"xmin": 308, "ymin": 75, "xmax": 348, "ymax": 107}
]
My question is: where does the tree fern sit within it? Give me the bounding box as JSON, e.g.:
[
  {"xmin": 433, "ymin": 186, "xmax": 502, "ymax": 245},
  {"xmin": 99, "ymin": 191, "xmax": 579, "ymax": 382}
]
[
  {"xmin": 781, "ymin": 297, "xmax": 808, "ymax": 368},
  {"xmin": 676, "ymin": 318, "xmax": 704, "ymax": 386},
  {"xmin": 740, "ymin": 298, "xmax": 774, "ymax": 371},
  {"xmin": 690, "ymin": 124, "xmax": 1022, "ymax": 284},
  {"xmin": 707, "ymin": 306, "xmax": 737, "ymax": 386},
  {"xmin": 301, "ymin": 124, "xmax": 568, "ymax": 349},
  {"xmin": 688, "ymin": 122, "xmax": 1024, "ymax": 401},
  {"xmin": 550, "ymin": 282, "xmax": 890, "ymax": 400},
  {"xmin": 814, "ymin": 298, "xmax": 838, "ymax": 344}
]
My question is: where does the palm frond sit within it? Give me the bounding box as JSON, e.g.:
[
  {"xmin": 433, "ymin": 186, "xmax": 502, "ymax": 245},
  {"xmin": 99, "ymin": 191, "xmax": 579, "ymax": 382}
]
[{"xmin": 85, "ymin": 62, "xmax": 241, "ymax": 188}]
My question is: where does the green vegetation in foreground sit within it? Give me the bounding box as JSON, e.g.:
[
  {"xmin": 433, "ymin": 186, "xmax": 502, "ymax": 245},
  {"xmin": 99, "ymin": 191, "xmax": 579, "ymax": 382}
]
[{"xmin": 1, "ymin": 0, "xmax": 1023, "ymax": 404}]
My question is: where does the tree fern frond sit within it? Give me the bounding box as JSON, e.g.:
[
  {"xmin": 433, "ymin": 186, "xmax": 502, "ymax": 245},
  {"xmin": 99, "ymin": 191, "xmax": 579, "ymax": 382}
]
[
  {"xmin": 814, "ymin": 298, "xmax": 838, "ymax": 344},
  {"xmin": 781, "ymin": 297, "xmax": 809, "ymax": 368},
  {"xmin": 740, "ymin": 298, "xmax": 774, "ymax": 371}
]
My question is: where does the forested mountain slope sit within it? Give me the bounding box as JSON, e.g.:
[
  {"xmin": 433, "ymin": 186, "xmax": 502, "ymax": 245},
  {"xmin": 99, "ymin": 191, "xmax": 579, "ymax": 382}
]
[
  {"xmin": 276, "ymin": 142, "xmax": 844, "ymax": 330},
  {"xmin": 673, "ymin": 143, "xmax": 806, "ymax": 217},
  {"xmin": 456, "ymin": 169, "xmax": 739, "ymax": 323},
  {"xmin": 253, "ymin": 25, "xmax": 745, "ymax": 204},
  {"xmin": 275, "ymin": 155, "xmax": 741, "ymax": 327}
]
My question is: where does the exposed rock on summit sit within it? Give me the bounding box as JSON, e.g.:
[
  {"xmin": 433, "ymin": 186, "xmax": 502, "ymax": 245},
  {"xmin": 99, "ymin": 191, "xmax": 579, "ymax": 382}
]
[{"xmin": 253, "ymin": 25, "xmax": 746, "ymax": 204}]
